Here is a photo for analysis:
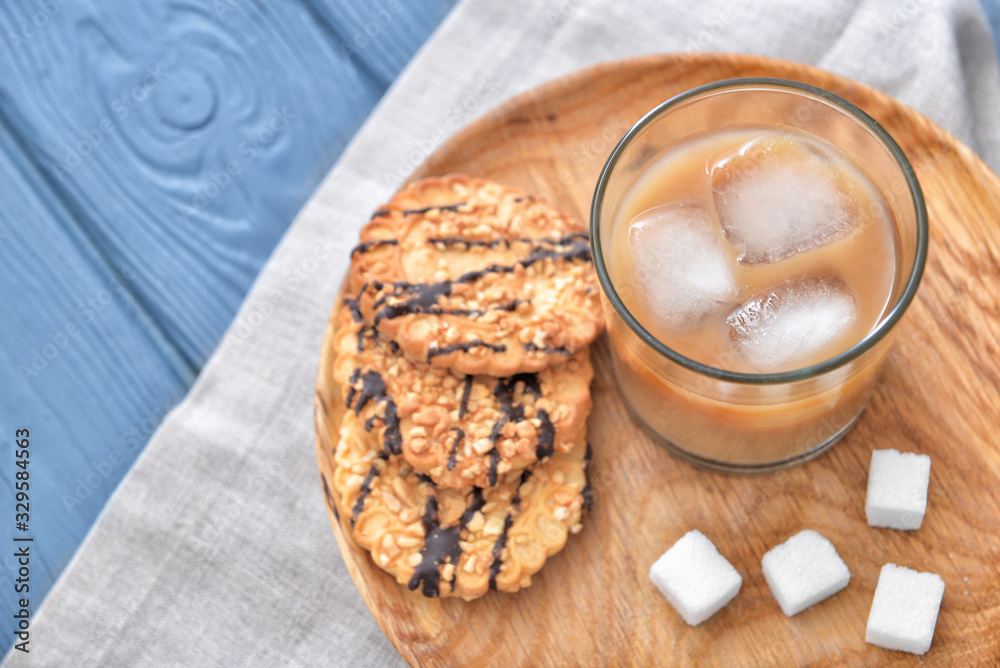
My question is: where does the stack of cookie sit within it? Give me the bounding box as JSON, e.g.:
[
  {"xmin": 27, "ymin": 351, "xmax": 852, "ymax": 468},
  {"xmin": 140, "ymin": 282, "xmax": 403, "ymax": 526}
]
[{"xmin": 327, "ymin": 175, "xmax": 604, "ymax": 600}]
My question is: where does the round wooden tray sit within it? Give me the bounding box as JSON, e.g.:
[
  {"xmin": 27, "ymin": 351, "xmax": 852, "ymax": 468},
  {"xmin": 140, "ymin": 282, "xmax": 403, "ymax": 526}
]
[{"xmin": 315, "ymin": 53, "xmax": 1000, "ymax": 666}]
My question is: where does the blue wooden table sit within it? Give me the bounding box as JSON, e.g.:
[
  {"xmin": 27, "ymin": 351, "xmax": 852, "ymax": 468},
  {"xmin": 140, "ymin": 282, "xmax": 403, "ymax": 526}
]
[
  {"xmin": 1, "ymin": 0, "xmax": 998, "ymax": 655},
  {"xmin": 0, "ymin": 0, "xmax": 456, "ymax": 647}
]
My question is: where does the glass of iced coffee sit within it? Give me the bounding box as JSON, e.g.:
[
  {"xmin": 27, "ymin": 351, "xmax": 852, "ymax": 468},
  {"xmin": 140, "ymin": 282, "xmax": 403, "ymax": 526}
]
[{"xmin": 591, "ymin": 78, "xmax": 928, "ymax": 472}]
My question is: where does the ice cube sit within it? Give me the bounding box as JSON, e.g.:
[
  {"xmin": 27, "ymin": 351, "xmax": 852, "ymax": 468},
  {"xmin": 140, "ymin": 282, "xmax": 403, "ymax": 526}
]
[
  {"xmin": 726, "ymin": 275, "xmax": 859, "ymax": 372},
  {"xmin": 625, "ymin": 201, "xmax": 738, "ymax": 329},
  {"xmin": 712, "ymin": 136, "xmax": 860, "ymax": 265}
]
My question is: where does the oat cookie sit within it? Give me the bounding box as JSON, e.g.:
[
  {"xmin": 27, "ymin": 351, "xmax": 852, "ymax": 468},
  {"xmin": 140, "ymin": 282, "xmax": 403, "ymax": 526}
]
[
  {"xmin": 332, "ymin": 301, "xmax": 593, "ymax": 489},
  {"xmin": 348, "ymin": 175, "xmax": 604, "ymax": 376},
  {"xmin": 331, "ymin": 410, "xmax": 593, "ymax": 600}
]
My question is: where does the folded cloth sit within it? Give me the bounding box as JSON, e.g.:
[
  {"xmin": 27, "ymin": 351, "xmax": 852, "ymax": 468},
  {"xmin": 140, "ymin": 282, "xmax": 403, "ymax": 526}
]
[{"xmin": 9, "ymin": 0, "xmax": 998, "ymax": 665}]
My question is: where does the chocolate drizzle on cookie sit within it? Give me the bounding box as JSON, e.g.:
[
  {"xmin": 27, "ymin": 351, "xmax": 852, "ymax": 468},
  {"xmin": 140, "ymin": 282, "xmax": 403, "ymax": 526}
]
[
  {"xmin": 426, "ymin": 234, "xmax": 584, "ymax": 253},
  {"xmin": 446, "ymin": 428, "xmax": 464, "ymax": 471},
  {"xmin": 483, "ymin": 373, "xmax": 544, "ymax": 485},
  {"xmin": 487, "ymin": 450, "xmax": 500, "ymax": 487},
  {"xmin": 345, "ymin": 297, "xmax": 363, "ymax": 323},
  {"xmin": 494, "ymin": 373, "xmax": 542, "ymax": 413},
  {"xmin": 535, "ymin": 408, "xmax": 555, "ymax": 459},
  {"xmin": 408, "ymin": 488, "xmax": 487, "ymax": 597},
  {"xmin": 408, "ymin": 496, "xmax": 456, "ymax": 597},
  {"xmin": 403, "ymin": 202, "xmax": 468, "ymax": 216},
  {"xmin": 451, "ymin": 234, "xmax": 589, "ymax": 286},
  {"xmin": 581, "ymin": 442, "xmax": 595, "ymax": 511},
  {"xmin": 492, "ymin": 373, "xmax": 543, "ymax": 429},
  {"xmin": 376, "ymin": 194, "xmax": 529, "ymax": 226},
  {"xmin": 458, "ymin": 376, "xmax": 474, "ymax": 418},
  {"xmin": 411, "ymin": 458, "xmax": 540, "ymax": 596},
  {"xmin": 524, "ymin": 342, "xmax": 574, "ymax": 356},
  {"xmin": 427, "ymin": 237, "xmax": 511, "ymax": 250},
  {"xmin": 372, "ymin": 201, "xmax": 469, "ymax": 221},
  {"xmin": 428, "ymin": 339, "xmax": 506, "ymax": 362},
  {"xmin": 368, "ymin": 281, "xmax": 517, "ymax": 326},
  {"xmin": 371, "ymin": 281, "xmax": 453, "ymax": 326},
  {"xmin": 344, "ymin": 298, "xmax": 370, "ymax": 352},
  {"xmin": 496, "ymin": 299, "xmax": 529, "ymax": 312},
  {"xmin": 345, "ymin": 368, "xmax": 403, "ymax": 456},
  {"xmin": 488, "ymin": 514, "xmax": 514, "ymax": 591},
  {"xmin": 513, "ymin": 470, "xmax": 530, "ymax": 512},
  {"xmin": 486, "ymin": 468, "xmax": 534, "ymax": 590},
  {"xmin": 351, "ymin": 239, "xmax": 398, "ymax": 256},
  {"xmin": 520, "ymin": 233, "xmax": 591, "ymax": 268},
  {"xmin": 366, "ymin": 234, "xmax": 593, "ymax": 331},
  {"xmin": 350, "ymin": 462, "xmax": 382, "ymax": 527}
]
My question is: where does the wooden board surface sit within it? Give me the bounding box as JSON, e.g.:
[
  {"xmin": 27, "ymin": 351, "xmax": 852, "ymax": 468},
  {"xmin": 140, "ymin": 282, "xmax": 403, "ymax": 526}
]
[
  {"xmin": 0, "ymin": 0, "xmax": 455, "ymax": 637},
  {"xmin": 315, "ymin": 53, "xmax": 1000, "ymax": 666}
]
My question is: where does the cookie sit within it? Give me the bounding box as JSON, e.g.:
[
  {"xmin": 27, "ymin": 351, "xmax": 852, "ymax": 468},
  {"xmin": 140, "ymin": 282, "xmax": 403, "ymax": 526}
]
[
  {"xmin": 332, "ymin": 301, "xmax": 593, "ymax": 489},
  {"xmin": 348, "ymin": 175, "xmax": 604, "ymax": 377},
  {"xmin": 331, "ymin": 409, "xmax": 593, "ymax": 600}
]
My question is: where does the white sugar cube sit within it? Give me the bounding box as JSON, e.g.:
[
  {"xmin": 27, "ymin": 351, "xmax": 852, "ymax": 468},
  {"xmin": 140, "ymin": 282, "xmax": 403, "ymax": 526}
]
[
  {"xmin": 648, "ymin": 530, "xmax": 742, "ymax": 626},
  {"xmin": 866, "ymin": 449, "xmax": 931, "ymax": 530},
  {"xmin": 866, "ymin": 563, "xmax": 945, "ymax": 655},
  {"xmin": 761, "ymin": 529, "xmax": 851, "ymax": 616}
]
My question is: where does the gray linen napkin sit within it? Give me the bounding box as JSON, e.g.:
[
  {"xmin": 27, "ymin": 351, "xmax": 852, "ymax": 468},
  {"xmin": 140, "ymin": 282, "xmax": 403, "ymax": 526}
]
[{"xmin": 9, "ymin": 0, "xmax": 998, "ymax": 666}]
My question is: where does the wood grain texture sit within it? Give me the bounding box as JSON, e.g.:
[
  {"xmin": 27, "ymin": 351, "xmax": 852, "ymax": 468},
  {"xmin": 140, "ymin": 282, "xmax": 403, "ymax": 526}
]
[
  {"xmin": 1, "ymin": 1, "xmax": 385, "ymax": 364},
  {"xmin": 315, "ymin": 53, "xmax": 1000, "ymax": 666},
  {"xmin": 0, "ymin": 137, "xmax": 192, "ymax": 620},
  {"xmin": 0, "ymin": 0, "xmax": 455, "ymax": 645}
]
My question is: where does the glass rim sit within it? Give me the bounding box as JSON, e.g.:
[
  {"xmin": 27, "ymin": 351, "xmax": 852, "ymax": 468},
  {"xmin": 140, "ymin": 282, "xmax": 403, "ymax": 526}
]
[{"xmin": 589, "ymin": 77, "xmax": 929, "ymax": 385}]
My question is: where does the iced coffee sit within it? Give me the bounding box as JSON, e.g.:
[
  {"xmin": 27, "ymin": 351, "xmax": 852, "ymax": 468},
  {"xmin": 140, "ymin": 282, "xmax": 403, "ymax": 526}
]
[{"xmin": 591, "ymin": 80, "xmax": 927, "ymax": 471}]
